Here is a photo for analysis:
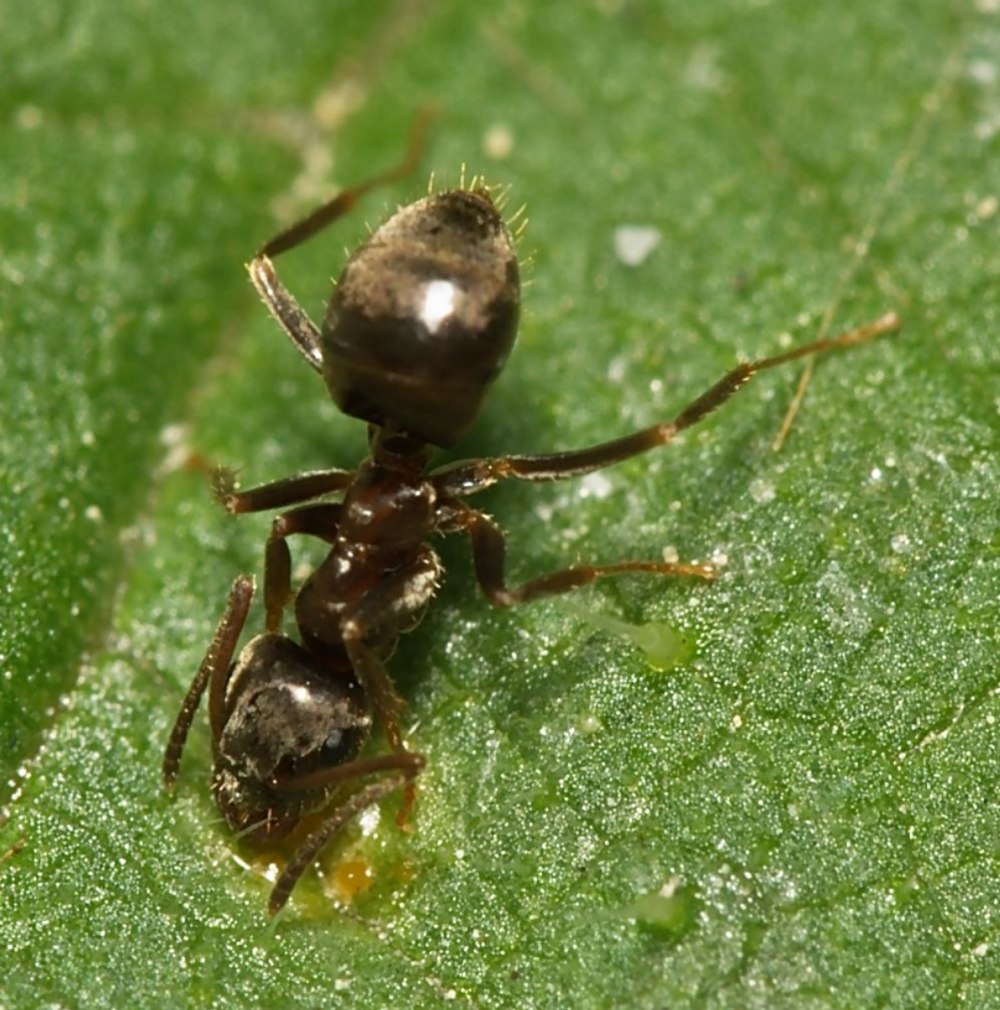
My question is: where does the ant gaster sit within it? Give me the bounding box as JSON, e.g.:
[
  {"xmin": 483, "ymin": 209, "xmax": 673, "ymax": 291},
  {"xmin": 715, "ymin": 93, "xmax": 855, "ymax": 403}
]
[{"xmin": 163, "ymin": 125, "xmax": 900, "ymax": 916}]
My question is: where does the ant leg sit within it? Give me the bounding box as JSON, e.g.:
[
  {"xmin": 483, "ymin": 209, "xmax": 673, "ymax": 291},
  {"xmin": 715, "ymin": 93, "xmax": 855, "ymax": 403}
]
[
  {"xmin": 339, "ymin": 552, "xmax": 441, "ymax": 750},
  {"xmin": 246, "ymin": 257, "xmax": 324, "ymax": 373},
  {"xmin": 432, "ymin": 313, "xmax": 901, "ymax": 497},
  {"xmin": 339, "ymin": 552, "xmax": 441, "ymax": 823},
  {"xmin": 212, "ymin": 469, "xmax": 348, "ymax": 630},
  {"xmin": 214, "ymin": 467, "xmax": 354, "ymax": 514},
  {"xmin": 267, "ymin": 751, "xmax": 426, "ymax": 916},
  {"xmin": 262, "ymin": 503, "xmax": 342, "ymax": 633},
  {"xmin": 257, "ymin": 110, "xmax": 434, "ymax": 260},
  {"xmin": 248, "ymin": 110, "xmax": 435, "ymax": 373},
  {"xmin": 163, "ymin": 575, "xmax": 254, "ymax": 787},
  {"xmin": 454, "ymin": 508, "xmax": 713, "ymax": 608}
]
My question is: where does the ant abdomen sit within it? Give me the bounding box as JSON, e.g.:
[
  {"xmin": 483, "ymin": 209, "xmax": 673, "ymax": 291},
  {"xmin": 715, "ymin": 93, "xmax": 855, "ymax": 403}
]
[{"xmin": 321, "ymin": 189, "xmax": 521, "ymax": 446}]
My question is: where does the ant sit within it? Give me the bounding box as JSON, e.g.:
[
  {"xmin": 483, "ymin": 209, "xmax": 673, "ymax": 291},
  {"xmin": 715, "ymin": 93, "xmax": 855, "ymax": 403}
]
[{"xmin": 162, "ymin": 124, "xmax": 901, "ymax": 917}]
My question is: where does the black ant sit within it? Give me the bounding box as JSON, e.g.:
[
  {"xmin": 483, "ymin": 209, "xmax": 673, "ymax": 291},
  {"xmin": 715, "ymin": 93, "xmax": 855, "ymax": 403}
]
[{"xmin": 162, "ymin": 126, "xmax": 900, "ymax": 916}]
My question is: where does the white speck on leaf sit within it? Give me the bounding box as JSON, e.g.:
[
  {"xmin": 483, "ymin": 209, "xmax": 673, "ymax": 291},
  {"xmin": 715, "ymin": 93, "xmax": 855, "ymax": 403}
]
[{"xmin": 613, "ymin": 225, "xmax": 661, "ymax": 266}]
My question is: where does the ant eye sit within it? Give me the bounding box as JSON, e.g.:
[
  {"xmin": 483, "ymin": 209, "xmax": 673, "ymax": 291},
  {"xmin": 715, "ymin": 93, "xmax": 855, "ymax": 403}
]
[{"xmin": 324, "ymin": 729, "xmax": 343, "ymax": 752}]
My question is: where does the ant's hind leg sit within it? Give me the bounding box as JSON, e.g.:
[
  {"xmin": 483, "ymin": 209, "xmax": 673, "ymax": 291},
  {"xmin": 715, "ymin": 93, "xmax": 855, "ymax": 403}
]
[
  {"xmin": 255, "ymin": 109, "xmax": 434, "ymax": 261},
  {"xmin": 163, "ymin": 575, "xmax": 254, "ymax": 787},
  {"xmin": 246, "ymin": 257, "xmax": 324, "ymax": 373},
  {"xmin": 248, "ymin": 110, "xmax": 434, "ymax": 373},
  {"xmin": 457, "ymin": 508, "xmax": 713, "ymax": 607},
  {"xmin": 431, "ymin": 313, "xmax": 902, "ymax": 496}
]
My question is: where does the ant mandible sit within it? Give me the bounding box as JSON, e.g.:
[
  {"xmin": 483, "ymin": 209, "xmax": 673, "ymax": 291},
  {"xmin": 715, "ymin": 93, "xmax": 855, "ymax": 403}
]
[{"xmin": 162, "ymin": 120, "xmax": 900, "ymax": 916}]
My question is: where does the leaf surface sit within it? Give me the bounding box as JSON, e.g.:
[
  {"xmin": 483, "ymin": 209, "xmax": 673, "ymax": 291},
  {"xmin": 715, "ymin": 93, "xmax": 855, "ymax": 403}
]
[{"xmin": 2, "ymin": 2, "xmax": 998, "ymax": 1008}]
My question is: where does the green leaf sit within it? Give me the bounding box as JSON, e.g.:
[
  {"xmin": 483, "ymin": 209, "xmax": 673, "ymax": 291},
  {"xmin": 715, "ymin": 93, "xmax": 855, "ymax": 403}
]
[{"xmin": 2, "ymin": 2, "xmax": 998, "ymax": 1008}]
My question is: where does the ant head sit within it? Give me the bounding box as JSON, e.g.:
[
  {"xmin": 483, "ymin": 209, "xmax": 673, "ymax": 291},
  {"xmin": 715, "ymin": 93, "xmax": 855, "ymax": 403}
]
[
  {"xmin": 211, "ymin": 634, "xmax": 371, "ymax": 838},
  {"xmin": 321, "ymin": 188, "xmax": 520, "ymax": 447}
]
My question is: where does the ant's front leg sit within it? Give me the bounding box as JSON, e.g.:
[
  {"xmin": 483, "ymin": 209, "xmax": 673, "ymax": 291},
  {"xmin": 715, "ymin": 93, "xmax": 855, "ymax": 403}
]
[
  {"xmin": 213, "ymin": 469, "xmax": 349, "ymax": 632},
  {"xmin": 261, "ymin": 503, "xmax": 343, "ymax": 633},
  {"xmin": 450, "ymin": 506, "xmax": 713, "ymax": 608},
  {"xmin": 336, "ymin": 551, "xmax": 441, "ymax": 824},
  {"xmin": 163, "ymin": 575, "xmax": 254, "ymax": 787},
  {"xmin": 338, "ymin": 551, "xmax": 442, "ymax": 750},
  {"xmin": 267, "ymin": 750, "xmax": 426, "ymax": 917}
]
